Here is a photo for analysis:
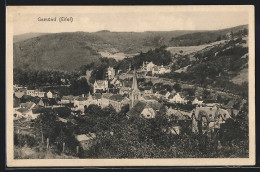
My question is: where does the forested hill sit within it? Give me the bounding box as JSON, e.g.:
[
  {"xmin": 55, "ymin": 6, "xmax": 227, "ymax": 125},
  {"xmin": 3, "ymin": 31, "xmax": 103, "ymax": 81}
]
[
  {"xmin": 13, "ymin": 25, "xmax": 248, "ymax": 72},
  {"xmin": 13, "ymin": 32, "xmax": 50, "ymax": 43},
  {"xmin": 169, "ymin": 25, "xmax": 248, "ymax": 46},
  {"xmin": 13, "ymin": 30, "xmax": 200, "ymax": 71}
]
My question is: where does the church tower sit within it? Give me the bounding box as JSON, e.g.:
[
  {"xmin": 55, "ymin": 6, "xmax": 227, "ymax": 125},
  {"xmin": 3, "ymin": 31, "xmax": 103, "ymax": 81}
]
[{"xmin": 130, "ymin": 68, "xmax": 141, "ymax": 108}]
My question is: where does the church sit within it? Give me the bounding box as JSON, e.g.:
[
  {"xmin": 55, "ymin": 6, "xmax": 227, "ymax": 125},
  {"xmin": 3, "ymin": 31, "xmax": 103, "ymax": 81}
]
[{"xmin": 127, "ymin": 69, "xmax": 162, "ymax": 119}]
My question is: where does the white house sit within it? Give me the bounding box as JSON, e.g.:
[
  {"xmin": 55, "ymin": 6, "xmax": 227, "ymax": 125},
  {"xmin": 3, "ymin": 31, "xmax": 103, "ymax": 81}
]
[
  {"xmin": 107, "ymin": 67, "xmax": 115, "ymax": 80},
  {"xmin": 142, "ymin": 61, "xmax": 155, "ymax": 71},
  {"xmin": 168, "ymin": 93, "xmax": 187, "ymax": 104},
  {"xmin": 26, "ymin": 90, "xmax": 45, "ymax": 97},
  {"xmin": 16, "ymin": 102, "xmax": 36, "ymax": 118},
  {"xmin": 47, "ymin": 91, "xmax": 53, "ymax": 98},
  {"xmin": 93, "ymin": 80, "xmax": 108, "ymax": 93},
  {"xmin": 60, "ymin": 95, "xmax": 76, "ymax": 104},
  {"xmin": 152, "ymin": 65, "xmax": 171, "ymax": 75}
]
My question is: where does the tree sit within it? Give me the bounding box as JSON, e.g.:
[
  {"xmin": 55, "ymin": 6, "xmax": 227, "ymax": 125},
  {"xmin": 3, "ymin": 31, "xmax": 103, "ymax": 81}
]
[{"xmin": 33, "ymin": 112, "xmax": 60, "ymax": 144}]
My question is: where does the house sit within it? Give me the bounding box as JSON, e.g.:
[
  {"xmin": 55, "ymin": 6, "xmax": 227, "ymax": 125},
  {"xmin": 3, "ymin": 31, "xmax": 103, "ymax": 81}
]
[
  {"xmin": 14, "ymin": 91, "xmax": 25, "ymax": 99},
  {"xmin": 152, "ymin": 65, "xmax": 171, "ymax": 75},
  {"xmin": 168, "ymin": 93, "xmax": 187, "ymax": 104},
  {"xmin": 152, "ymin": 66, "xmax": 159, "ymax": 75},
  {"xmin": 101, "ymin": 93, "xmax": 113, "ymax": 108},
  {"xmin": 26, "ymin": 90, "xmax": 45, "ymax": 97},
  {"xmin": 127, "ymin": 101, "xmax": 156, "ymax": 119},
  {"xmin": 107, "ymin": 94, "xmax": 130, "ymax": 112},
  {"xmin": 60, "ymin": 95, "xmax": 76, "ymax": 104},
  {"xmin": 107, "ymin": 67, "xmax": 115, "ymax": 80},
  {"xmin": 191, "ymin": 106, "xmax": 231, "ymax": 134},
  {"xmin": 26, "ymin": 90, "xmax": 35, "ymax": 96},
  {"xmin": 91, "ymin": 93, "xmax": 102, "ymax": 107},
  {"xmin": 37, "ymin": 98, "xmax": 58, "ymax": 107},
  {"xmin": 192, "ymin": 97, "xmax": 203, "ymax": 105},
  {"xmin": 93, "ymin": 80, "xmax": 108, "ymax": 93},
  {"xmin": 73, "ymin": 97, "xmax": 88, "ymax": 112},
  {"xmin": 114, "ymin": 80, "xmax": 122, "ymax": 88},
  {"xmin": 119, "ymin": 86, "xmax": 131, "ymax": 95},
  {"xmin": 143, "ymin": 87, "xmax": 153, "ymax": 94},
  {"xmin": 16, "ymin": 102, "xmax": 36, "ymax": 118},
  {"xmin": 142, "ymin": 61, "xmax": 155, "ymax": 71},
  {"xmin": 47, "ymin": 91, "xmax": 53, "ymax": 98},
  {"xmin": 75, "ymin": 133, "xmax": 96, "ymax": 151}
]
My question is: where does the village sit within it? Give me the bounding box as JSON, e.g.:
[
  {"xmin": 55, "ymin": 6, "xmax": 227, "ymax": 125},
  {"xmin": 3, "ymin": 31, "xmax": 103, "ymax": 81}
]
[{"xmin": 13, "ymin": 59, "xmax": 239, "ymax": 157}]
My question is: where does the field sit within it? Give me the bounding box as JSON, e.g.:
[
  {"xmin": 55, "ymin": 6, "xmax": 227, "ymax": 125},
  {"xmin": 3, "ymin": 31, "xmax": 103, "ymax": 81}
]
[
  {"xmin": 231, "ymin": 68, "xmax": 248, "ymax": 85},
  {"xmin": 166, "ymin": 40, "xmax": 227, "ymax": 55}
]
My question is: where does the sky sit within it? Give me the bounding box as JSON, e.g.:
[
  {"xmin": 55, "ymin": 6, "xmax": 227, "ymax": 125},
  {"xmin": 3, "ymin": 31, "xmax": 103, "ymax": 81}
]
[{"xmin": 10, "ymin": 6, "xmax": 250, "ymax": 35}]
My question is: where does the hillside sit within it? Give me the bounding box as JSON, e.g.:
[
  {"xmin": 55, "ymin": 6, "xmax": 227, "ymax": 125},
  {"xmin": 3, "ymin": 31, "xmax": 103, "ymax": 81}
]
[
  {"xmin": 13, "ymin": 30, "xmax": 200, "ymax": 71},
  {"xmin": 13, "ymin": 25, "xmax": 248, "ymax": 72},
  {"xmin": 13, "ymin": 32, "xmax": 50, "ymax": 43},
  {"xmin": 13, "ymin": 33, "xmax": 102, "ymax": 71},
  {"xmin": 169, "ymin": 25, "xmax": 248, "ymax": 46}
]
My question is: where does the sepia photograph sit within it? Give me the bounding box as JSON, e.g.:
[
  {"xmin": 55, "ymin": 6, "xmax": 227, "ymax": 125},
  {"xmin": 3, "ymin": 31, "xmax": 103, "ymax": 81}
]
[{"xmin": 6, "ymin": 5, "xmax": 255, "ymax": 166}]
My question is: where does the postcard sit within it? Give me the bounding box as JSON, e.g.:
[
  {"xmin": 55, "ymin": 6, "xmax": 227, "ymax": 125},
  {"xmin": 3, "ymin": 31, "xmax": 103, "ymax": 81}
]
[{"xmin": 6, "ymin": 5, "xmax": 255, "ymax": 167}]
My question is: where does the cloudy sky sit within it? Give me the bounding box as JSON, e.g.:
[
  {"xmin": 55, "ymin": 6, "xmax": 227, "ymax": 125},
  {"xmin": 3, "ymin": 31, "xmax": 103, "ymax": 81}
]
[{"xmin": 9, "ymin": 6, "xmax": 250, "ymax": 35}]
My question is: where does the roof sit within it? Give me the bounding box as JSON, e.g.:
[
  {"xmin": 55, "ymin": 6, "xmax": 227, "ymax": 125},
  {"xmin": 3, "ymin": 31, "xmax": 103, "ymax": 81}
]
[
  {"xmin": 167, "ymin": 109, "xmax": 191, "ymax": 120},
  {"xmin": 75, "ymin": 97, "xmax": 88, "ymax": 101},
  {"xmin": 20, "ymin": 102, "xmax": 35, "ymax": 109},
  {"xmin": 14, "ymin": 91, "xmax": 24, "ymax": 99},
  {"xmin": 41, "ymin": 98, "xmax": 58, "ymax": 106},
  {"xmin": 122, "ymin": 80, "xmax": 133, "ymax": 87},
  {"xmin": 110, "ymin": 78, "xmax": 117, "ymax": 84},
  {"xmin": 186, "ymin": 96, "xmax": 195, "ymax": 101},
  {"xmin": 127, "ymin": 101, "xmax": 146, "ymax": 117},
  {"xmin": 193, "ymin": 107, "xmax": 230, "ymax": 122},
  {"xmin": 95, "ymin": 80, "xmax": 107, "ymax": 87},
  {"xmin": 93, "ymin": 93, "xmax": 102, "ymax": 99},
  {"xmin": 109, "ymin": 94, "xmax": 125, "ymax": 102},
  {"xmin": 203, "ymin": 99, "xmax": 218, "ymax": 104},
  {"xmin": 62, "ymin": 95, "xmax": 76, "ymax": 100},
  {"xmin": 143, "ymin": 95, "xmax": 158, "ymax": 101},
  {"xmin": 102, "ymin": 93, "xmax": 113, "ymax": 99},
  {"xmin": 75, "ymin": 133, "xmax": 96, "ymax": 142},
  {"xmin": 17, "ymin": 108, "xmax": 30, "ymax": 113},
  {"xmin": 120, "ymin": 86, "xmax": 131, "ymax": 91}
]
